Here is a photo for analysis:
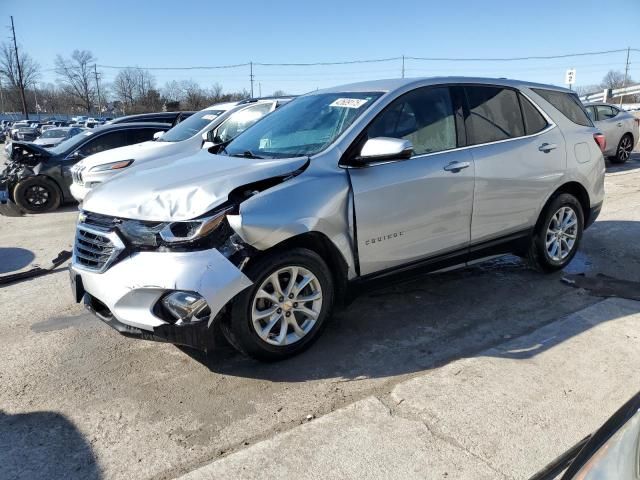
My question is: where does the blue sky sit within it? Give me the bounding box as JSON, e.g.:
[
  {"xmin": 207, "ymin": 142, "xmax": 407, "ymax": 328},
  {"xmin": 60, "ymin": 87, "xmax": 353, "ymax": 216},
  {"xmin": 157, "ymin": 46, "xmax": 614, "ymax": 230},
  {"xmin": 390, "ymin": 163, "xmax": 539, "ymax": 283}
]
[{"xmin": 3, "ymin": 0, "xmax": 639, "ymax": 96}]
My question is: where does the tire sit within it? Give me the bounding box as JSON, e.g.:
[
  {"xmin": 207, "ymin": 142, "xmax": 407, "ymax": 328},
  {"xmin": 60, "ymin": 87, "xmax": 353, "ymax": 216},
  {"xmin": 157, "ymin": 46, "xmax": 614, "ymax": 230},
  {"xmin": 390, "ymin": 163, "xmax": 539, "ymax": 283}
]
[
  {"xmin": 526, "ymin": 193, "xmax": 584, "ymax": 273},
  {"xmin": 610, "ymin": 134, "xmax": 633, "ymax": 164},
  {"xmin": 13, "ymin": 176, "xmax": 61, "ymax": 214},
  {"xmin": 225, "ymin": 248, "xmax": 334, "ymax": 361}
]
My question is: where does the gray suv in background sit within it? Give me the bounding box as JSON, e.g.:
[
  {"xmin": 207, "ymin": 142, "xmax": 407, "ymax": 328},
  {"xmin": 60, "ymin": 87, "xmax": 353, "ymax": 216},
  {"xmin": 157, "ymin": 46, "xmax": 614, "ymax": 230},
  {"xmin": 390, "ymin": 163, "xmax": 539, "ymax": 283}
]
[
  {"xmin": 584, "ymin": 103, "xmax": 639, "ymax": 164},
  {"xmin": 70, "ymin": 77, "xmax": 605, "ymax": 361}
]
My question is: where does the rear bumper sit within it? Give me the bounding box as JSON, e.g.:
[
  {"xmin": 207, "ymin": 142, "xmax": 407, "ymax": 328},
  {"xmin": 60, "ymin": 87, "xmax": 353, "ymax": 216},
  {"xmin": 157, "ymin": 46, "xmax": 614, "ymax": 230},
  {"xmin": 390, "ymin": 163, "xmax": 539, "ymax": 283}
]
[{"xmin": 585, "ymin": 201, "xmax": 603, "ymax": 229}]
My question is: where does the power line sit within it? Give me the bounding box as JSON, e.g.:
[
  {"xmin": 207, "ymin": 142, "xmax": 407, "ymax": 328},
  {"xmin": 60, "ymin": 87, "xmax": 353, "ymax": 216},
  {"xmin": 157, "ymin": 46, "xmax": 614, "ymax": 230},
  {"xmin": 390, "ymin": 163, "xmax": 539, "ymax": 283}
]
[{"xmin": 407, "ymin": 48, "xmax": 635, "ymax": 62}]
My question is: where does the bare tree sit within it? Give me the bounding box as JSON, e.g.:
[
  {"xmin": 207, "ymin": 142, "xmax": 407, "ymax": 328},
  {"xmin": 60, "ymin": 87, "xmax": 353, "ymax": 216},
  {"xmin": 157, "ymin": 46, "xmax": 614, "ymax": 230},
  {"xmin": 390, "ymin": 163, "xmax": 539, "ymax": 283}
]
[
  {"xmin": 600, "ymin": 70, "xmax": 626, "ymax": 90},
  {"xmin": 55, "ymin": 50, "xmax": 97, "ymax": 113},
  {"xmin": 209, "ymin": 82, "xmax": 223, "ymax": 102},
  {"xmin": 181, "ymin": 79, "xmax": 208, "ymax": 110},
  {"xmin": 112, "ymin": 67, "xmax": 157, "ymax": 113},
  {"xmin": 0, "ymin": 42, "xmax": 40, "ymax": 115},
  {"xmin": 272, "ymin": 89, "xmax": 288, "ymax": 97},
  {"xmin": 112, "ymin": 68, "xmax": 138, "ymax": 111}
]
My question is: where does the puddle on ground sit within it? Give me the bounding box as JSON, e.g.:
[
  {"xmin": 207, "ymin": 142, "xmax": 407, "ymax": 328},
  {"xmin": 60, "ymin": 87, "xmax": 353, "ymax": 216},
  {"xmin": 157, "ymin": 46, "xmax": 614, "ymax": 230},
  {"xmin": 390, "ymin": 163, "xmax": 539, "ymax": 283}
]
[
  {"xmin": 31, "ymin": 313, "xmax": 93, "ymax": 333},
  {"xmin": 562, "ymin": 273, "xmax": 640, "ymax": 301}
]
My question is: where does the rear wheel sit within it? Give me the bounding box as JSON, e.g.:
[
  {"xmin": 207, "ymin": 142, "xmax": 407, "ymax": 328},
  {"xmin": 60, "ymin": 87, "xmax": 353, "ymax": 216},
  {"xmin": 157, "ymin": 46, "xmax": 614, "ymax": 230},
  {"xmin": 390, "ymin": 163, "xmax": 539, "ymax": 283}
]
[
  {"xmin": 611, "ymin": 134, "xmax": 633, "ymax": 164},
  {"xmin": 13, "ymin": 176, "xmax": 61, "ymax": 214},
  {"xmin": 526, "ymin": 193, "xmax": 584, "ymax": 273},
  {"xmin": 224, "ymin": 248, "xmax": 334, "ymax": 361}
]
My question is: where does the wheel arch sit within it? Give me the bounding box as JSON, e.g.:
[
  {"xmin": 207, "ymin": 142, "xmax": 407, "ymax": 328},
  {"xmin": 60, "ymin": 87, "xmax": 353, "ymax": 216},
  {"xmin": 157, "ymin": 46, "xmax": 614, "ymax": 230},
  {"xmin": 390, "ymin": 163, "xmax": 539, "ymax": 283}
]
[
  {"xmin": 12, "ymin": 174, "xmax": 64, "ymax": 203},
  {"xmin": 247, "ymin": 231, "xmax": 350, "ymax": 306},
  {"xmin": 537, "ymin": 181, "xmax": 591, "ymax": 230}
]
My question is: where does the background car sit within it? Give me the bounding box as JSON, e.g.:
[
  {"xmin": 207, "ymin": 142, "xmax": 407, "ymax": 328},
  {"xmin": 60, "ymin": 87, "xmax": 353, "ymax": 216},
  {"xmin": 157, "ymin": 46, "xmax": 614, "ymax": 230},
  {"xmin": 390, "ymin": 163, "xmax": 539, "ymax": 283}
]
[
  {"xmin": 32, "ymin": 126, "xmax": 86, "ymax": 148},
  {"xmin": 584, "ymin": 102, "xmax": 640, "ymax": 163},
  {"xmin": 106, "ymin": 111, "xmax": 195, "ymax": 127},
  {"xmin": 15, "ymin": 127, "xmax": 39, "ymax": 142},
  {"xmin": 0, "ymin": 122, "xmax": 170, "ymax": 214},
  {"xmin": 70, "ymin": 97, "xmax": 292, "ymax": 201}
]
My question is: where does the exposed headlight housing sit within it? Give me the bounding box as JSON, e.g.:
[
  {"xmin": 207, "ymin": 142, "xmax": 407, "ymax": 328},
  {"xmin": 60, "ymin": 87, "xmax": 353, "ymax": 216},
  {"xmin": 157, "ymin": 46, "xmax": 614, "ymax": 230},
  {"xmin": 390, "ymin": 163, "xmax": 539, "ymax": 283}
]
[
  {"xmin": 89, "ymin": 159, "xmax": 134, "ymax": 172},
  {"xmin": 118, "ymin": 207, "xmax": 232, "ymax": 248}
]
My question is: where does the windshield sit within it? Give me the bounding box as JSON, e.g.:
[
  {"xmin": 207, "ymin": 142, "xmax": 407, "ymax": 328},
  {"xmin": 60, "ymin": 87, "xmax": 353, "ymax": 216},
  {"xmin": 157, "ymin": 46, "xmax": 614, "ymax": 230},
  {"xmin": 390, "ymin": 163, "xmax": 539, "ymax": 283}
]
[
  {"xmin": 41, "ymin": 129, "xmax": 67, "ymax": 138},
  {"xmin": 159, "ymin": 109, "xmax": 225, "ymax": 142},
  {"xmin": 224, "ymin": 92, "xmax": 383, "ymax": 158},
  {"xmin": 47, "ymin": 130, "xmax": 94, "ymax": 155}
]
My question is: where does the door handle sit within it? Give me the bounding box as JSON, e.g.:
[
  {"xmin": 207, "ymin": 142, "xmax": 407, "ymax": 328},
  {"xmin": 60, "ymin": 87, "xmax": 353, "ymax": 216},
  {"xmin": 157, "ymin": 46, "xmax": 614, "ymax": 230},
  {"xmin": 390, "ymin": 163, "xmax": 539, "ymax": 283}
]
[
  {"xmin": 443, "ymin": 161, "xmax": 470, "ymax": 172},
  {"xmin": 538, "ymin": 143, "xmax": 557, "ymax": 153},
  {"xmin": 617, "ymin": 122, "xmax": 623, "ymax": 127}
]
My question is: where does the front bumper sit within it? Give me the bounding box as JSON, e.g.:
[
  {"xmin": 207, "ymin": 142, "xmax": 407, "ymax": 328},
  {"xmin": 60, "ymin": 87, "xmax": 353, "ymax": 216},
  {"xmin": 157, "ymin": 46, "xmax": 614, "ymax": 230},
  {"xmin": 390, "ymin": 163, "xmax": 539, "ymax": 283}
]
[
  {"xmin": 0, "ymin": 186, "xmax": 23, "ymax": 217},
  {"xmin": 69, "ymin": 181, "xmax": 90, "ymax": 202},
  {"xmin": 70, "ymin": 248, "xmax": 253, "ymax": 350}
]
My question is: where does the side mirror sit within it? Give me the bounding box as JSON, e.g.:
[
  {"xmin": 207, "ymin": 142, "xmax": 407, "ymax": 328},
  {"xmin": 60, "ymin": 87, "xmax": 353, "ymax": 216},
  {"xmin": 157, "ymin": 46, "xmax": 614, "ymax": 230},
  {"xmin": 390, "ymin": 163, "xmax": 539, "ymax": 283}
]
[
  {"xmin": 153, "ymin": 131, "xmax": 164, "ymax": 140},
  {"xmin": 203, "ymin": 129, "xmax": 221, "ymax": 144},
  {"xmin": 357, "ymin": 137, "xmax": 413, "ymax": 163}
]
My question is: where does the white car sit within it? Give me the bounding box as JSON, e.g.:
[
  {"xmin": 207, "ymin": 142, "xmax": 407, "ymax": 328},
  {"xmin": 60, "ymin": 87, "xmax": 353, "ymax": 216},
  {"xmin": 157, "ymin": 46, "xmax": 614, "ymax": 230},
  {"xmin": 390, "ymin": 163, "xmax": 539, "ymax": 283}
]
[
  {"xmin": 32, "ymin": 127, "xmax": 86, "ymax": 148},
  {"xmin": 584, "ymin": 103, "xmax": 639, "ymax": 163},
  {"xmin": 70, "ymin": 98, "xmax": 291, "ymax": 201}
]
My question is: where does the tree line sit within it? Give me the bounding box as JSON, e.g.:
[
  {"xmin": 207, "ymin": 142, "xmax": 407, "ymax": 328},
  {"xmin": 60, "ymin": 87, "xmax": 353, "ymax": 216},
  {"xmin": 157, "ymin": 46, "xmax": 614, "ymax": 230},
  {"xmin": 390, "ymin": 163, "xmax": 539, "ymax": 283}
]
[{"xmin": 0, "ymin": 45, "xmax": 286, "ymax": 118}]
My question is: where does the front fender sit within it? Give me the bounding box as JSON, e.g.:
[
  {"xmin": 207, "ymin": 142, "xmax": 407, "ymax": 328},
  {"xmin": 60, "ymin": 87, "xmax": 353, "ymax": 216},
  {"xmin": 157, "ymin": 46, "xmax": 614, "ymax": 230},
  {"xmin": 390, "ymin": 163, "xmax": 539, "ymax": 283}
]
[{"xmin": 227, "ymin": 170, "xmax": 357, "ymax": 278}]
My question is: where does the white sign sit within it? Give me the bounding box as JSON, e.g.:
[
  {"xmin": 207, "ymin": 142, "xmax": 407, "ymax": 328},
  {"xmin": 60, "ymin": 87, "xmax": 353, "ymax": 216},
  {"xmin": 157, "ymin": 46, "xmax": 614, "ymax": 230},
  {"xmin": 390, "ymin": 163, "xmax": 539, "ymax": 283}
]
[
  {"xmin": 565, "ymin": 69, "xmax": 576, "ymax": 85},
  {"xmin": 329, "ymin": 98, "xmax": 368, "ymax": 109}
]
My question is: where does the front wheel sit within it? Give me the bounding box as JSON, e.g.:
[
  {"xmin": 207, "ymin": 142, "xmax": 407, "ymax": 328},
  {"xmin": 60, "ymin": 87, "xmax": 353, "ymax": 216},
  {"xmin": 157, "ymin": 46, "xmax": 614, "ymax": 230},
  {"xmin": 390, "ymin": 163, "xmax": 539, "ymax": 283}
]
[
  {"xmin": 13, "ymin": 176, "xmax": 61, "ymax": 214},
  {"xmin": 526, "ymin": 193, "xmax": 584, "ymax": 273},
  {"xmin": 224, "ymin": 248, "xmax": 335, "ymax": 361}
]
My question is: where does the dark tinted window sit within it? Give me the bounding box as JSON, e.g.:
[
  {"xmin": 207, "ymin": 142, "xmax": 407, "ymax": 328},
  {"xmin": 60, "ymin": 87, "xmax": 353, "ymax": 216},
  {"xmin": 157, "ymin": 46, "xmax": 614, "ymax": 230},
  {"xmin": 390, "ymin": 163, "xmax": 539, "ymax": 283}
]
[
  {"xmin": 464, "ymin": 86, "xmax": 524, "ymax": 144},
  {"xmin": 519, "ymin": 94, "xmax": 548, "ymax": 135},
  {"xmin": 128, "ymin": 127, "xmax": 163, "ymax": 144},
  {"xmin": 367, "ymin": 86, "xmax": 456, "ymax": 156},
  {"xmin": 79, "ymin": 130, "xmax": 129, "ymax": 157},
  {"xmin": 596, "ymin": 105, "xmax": 616, "ymax": 120},
  {"xmin": 532, "ymin": 89, "xmax": 592, "ymax": 127}
]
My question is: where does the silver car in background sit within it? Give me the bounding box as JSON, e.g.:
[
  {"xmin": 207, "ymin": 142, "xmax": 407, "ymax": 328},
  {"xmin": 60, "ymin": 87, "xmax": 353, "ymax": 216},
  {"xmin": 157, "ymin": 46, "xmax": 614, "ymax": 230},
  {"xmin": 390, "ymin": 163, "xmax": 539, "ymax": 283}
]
[
  {"xmin": 70, "ymin": 77, "xmax": 605, "ymax": 361},
  {"xmin": 584, "ymin": 103, "xmax": 639, "ymax": 163}
]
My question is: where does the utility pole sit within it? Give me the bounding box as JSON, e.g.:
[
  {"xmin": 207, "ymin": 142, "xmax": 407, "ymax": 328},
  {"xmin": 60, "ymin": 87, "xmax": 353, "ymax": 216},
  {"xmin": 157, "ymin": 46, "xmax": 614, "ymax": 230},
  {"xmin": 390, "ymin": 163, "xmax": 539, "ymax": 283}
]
[
  {"xmin": 94, "ymin": 64, "xmax": 102, "ymax": 116},
  {"xmin": 0, "ymin": 77, "xmax": 5, "ymax": 114},
  {"xmin": 620, "ymin": 46, "xmax": 630, "ymax": 106},
  {"xmin": 33, "ymin": 84, "xmax": 39, "ymax": 120},
  {"xmin": 10, "ymin": 16, "xmax": 28, "ymax": 119},
  {"xmin": 258, "ymin": 82, "xmax": 262, "ymax": 97},
  {"xmin": 249, "ymin": 62, "xmax": 254, "ymax": 98},
  {"xmin": 401, "ymin": 55, "xmax": 405, "ymax": 78}
]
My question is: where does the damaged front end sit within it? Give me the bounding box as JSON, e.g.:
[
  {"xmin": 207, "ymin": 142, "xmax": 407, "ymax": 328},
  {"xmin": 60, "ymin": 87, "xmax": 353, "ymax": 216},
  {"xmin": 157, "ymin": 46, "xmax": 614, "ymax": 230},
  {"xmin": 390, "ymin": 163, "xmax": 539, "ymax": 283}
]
[
  {"xmin": 0, "ymin": 142, "xmax": 51, "ymax": 217},
  {"xmin": 71, "ymin": 162, "xmax": 309, "ymax": 351}
]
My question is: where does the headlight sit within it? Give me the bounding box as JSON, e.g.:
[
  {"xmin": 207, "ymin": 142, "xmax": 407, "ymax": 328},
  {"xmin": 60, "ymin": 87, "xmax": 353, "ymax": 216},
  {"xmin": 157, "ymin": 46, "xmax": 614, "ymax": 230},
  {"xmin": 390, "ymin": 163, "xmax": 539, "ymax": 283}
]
[
  {"xmin": 118, "ymin": 208, "xmax": 231, "ymax": 248},
  {"xmin": 89, "ymin": 159, "xmax": 134, "ymax": 172}
]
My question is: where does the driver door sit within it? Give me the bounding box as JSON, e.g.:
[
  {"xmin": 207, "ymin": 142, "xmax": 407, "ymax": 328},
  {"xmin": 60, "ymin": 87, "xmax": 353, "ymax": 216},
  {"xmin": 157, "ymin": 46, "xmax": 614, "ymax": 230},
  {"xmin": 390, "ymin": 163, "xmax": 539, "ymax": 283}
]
[{"xmin": 348, "ymin": 86, "xmax": 475, "ymax": 276}]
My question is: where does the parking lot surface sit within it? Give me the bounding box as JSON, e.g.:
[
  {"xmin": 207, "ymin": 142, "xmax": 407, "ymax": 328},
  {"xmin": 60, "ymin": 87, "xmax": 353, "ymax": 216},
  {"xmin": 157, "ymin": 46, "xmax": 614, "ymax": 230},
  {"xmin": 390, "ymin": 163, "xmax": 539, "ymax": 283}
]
[{"xmin": 1, "ymin": 153, "xmax": 640, "ymax": 479}]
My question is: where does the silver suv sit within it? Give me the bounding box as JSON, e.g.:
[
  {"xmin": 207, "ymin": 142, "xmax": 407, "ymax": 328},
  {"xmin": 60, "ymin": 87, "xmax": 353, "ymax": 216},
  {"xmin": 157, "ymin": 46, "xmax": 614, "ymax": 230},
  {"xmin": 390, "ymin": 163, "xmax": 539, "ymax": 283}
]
[{"xmin": 70, "ymin": 77, "xmax": 605, "ymax": 361}]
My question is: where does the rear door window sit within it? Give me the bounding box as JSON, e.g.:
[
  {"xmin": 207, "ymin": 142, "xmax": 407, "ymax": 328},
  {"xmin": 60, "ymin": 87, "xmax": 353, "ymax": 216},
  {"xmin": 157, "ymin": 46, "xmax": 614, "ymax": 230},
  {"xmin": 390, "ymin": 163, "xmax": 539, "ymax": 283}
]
[
  {"xmin": 464, "ymin": 86, "xmax": 525, "ymax": 144},
  {"xmin": 367, "ymin": 86, "xmax": 457, "ymax": 156},
  {"xmin": 519, "ymin": 94, "xmax": 548, "ymax": 135},
  {"xmin": 532, "ymin": 88, "xmax": 592, "ymax": 127},
  {"xmin": 596, "ymin": 105, "xmax": 616, "ymax": 120}
]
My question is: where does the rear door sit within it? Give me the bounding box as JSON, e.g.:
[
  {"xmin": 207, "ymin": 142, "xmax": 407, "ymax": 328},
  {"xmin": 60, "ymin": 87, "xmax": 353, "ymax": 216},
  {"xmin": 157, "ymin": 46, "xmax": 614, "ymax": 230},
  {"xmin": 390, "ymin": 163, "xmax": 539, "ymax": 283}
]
[
  {"xmin": 463, "ymin": 85, "xmax": 566, "ymax": 242},
  {"xmin": 348, "ymin": 85, "xmax": 475, "ymax": 275}
]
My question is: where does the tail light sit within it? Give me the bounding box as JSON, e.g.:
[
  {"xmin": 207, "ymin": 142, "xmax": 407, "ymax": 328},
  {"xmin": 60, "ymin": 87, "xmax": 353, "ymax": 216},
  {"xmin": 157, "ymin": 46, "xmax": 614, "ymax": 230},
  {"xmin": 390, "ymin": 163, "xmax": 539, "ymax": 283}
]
[{"xmin": 593, "ymin": 133, "xmax": 606, "ymax": 153}]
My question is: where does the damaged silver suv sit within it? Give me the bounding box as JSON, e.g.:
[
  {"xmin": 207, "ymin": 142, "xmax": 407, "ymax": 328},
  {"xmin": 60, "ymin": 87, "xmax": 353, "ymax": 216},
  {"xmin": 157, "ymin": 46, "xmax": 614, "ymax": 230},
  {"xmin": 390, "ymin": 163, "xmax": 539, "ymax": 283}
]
[{"xmin": 70, "ymin": 77, "xmax": 605, "ymax": 360}]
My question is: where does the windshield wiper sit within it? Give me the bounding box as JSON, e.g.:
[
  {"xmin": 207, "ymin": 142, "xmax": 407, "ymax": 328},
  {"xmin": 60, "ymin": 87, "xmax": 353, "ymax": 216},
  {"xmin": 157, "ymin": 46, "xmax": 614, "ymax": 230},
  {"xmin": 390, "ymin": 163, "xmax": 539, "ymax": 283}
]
[{"xmin": 230, "ymin": 150, "xmax": 263, "ymax": 159}]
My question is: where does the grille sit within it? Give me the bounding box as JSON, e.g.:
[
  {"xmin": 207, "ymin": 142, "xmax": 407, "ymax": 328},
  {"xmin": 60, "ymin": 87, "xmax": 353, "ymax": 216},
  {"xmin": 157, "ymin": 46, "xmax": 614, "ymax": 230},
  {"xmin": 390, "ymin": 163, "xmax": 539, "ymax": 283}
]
[
  {"xmin": 72, "ymin": 166, "xmax": 86, "ymax": 185},
  {"xmin": 74, "ymin": 222, "xmax": 124, "ymax": 273}
]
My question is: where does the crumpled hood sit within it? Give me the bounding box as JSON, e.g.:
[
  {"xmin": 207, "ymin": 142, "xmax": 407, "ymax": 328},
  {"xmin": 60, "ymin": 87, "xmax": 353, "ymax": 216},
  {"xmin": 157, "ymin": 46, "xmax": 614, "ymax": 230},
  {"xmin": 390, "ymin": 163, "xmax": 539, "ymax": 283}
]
[
  {"xmin": 82, "ymin": 149, "xmax": 308, "ymax": 221},
  {"xmin": 79, "ymin": 140, "xmax": 173, "ymax": 169},
  {"xmin": 32, "ymin": 137, "xmax": 64, "ymax": 146}
]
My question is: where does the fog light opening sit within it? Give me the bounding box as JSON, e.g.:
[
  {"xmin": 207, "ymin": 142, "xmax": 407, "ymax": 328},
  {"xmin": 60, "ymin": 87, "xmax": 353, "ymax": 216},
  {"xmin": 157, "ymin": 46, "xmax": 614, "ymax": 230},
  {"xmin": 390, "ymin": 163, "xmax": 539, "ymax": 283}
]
[{"xmin": 161, "ymin": 292, "xmax": 210, "ymax": 325}]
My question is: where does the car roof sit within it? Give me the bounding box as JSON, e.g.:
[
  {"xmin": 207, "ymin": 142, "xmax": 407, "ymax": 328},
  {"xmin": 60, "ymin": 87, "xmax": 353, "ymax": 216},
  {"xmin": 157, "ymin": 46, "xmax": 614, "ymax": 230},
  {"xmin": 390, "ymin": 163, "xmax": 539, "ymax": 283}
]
[
  {"xmin": 315, "ymin": 77, "xmax": 575, "ymax": 95},
  {"xmin": 583, "ymin": 102, "xmax": 621, "ymax": 108},
  {"xmin": 92, "ymin": 122, "xmax": 171, "ymax": 132}
]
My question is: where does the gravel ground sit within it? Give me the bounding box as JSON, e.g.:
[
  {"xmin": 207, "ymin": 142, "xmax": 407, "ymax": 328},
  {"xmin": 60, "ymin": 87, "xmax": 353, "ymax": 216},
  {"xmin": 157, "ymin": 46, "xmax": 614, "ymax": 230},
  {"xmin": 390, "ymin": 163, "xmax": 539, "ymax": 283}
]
[{"xmin": 1, "ymin": 151, "xmax": 640, "ymax": 479}]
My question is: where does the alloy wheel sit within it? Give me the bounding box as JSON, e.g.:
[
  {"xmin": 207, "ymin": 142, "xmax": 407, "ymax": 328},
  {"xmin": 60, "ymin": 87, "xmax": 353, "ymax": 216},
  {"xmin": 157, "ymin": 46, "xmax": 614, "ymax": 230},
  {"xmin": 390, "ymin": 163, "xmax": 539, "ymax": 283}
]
[
  {"xmin": 618, "ymin": 136, "xmax": 632, "ymax": 162},
  {"xmin": 251, "ymin": 266, "xmax": 323, "ymax": 346},
  {"xmin": 545, "ymin": 206, "xmax": 578, "ymax": 262},
  {"xmin": 25, "ymin": 185, "xmax": 50, "ymax": 207}
]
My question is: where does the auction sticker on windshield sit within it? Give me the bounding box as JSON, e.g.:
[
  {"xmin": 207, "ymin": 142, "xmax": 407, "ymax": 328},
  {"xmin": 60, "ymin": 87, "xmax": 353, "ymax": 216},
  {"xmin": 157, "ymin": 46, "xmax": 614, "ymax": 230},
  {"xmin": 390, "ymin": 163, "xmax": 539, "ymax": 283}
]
[{"xmin": 330, "ymin": 98, "xmax": 369, "ymax": 108}]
